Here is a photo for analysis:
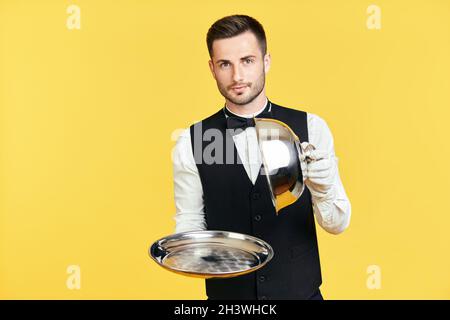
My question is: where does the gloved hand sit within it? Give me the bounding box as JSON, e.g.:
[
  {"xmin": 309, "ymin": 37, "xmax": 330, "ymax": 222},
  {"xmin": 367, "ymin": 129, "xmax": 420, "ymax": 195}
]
[{"xmin": 300, "ymin": 142, "xmax": 336, "ymax": 199}]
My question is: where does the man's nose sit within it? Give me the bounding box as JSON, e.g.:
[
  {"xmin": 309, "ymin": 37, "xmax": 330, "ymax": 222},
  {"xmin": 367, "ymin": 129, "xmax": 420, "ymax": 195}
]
[{"xmin": 232, "ymin": 64, "xmax": 244, "ymax": 82}]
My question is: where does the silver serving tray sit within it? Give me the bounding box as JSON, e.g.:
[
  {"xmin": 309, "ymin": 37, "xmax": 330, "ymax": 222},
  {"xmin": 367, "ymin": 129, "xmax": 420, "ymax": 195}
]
[{"xmin": 149, "ymin": 230, "xmax": 274, "ymax": 279}]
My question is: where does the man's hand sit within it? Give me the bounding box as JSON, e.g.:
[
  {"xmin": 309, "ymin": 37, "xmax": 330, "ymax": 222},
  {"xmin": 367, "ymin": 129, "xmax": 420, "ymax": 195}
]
[{"xmin": 300, "ymin": 143, "xmax": 336, "ymax": 199}]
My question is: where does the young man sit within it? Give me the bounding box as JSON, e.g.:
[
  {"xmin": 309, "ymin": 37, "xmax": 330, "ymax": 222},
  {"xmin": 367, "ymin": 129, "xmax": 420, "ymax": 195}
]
[{"xmin": 172, "ymin": 15, "xmax": 351, "ymax": 300}]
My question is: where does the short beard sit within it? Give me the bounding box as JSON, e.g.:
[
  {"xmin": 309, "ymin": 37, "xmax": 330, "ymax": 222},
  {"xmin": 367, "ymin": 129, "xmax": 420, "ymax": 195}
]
[{"xmin": 217, "ymin": 68, "xmax": 266, "ymax": 106}]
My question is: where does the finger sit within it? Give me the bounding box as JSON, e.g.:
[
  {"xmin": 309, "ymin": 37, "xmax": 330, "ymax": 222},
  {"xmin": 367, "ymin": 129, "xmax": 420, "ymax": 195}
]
[
  {"xmin": 308, "ymin": 175, "xmax": 334, "ymax": 185},
  {"xmin": 301, "ymin": 141, "xmax": 312, "ymax": 150},
  {"xmin": 308, "ymin": 158, "xmax": 332, "ymax": 172},
  {"xmin": 309, "ymin": 150, "xmax": 330, "ymax": 161},
  {"xmin": 307, "ymin": 169, "xmax": 331, "ymax": 179},
  {"xmin": 305, "ymin": 180, "xmax": 331, "ymax": 194}
]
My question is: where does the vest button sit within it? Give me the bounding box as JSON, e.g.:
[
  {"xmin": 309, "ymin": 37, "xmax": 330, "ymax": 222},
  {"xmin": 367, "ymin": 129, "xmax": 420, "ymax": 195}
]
[
  {"xmin": 252, "ymin": 192, "xmax": 260, "ymax": 200},
  {"xmin": 254, "ymin": 214, "xmax": 262, "ymax": 222},
  {"xmin": 259, "ymin": 275, "xmax": 266, "ymax": 282}
]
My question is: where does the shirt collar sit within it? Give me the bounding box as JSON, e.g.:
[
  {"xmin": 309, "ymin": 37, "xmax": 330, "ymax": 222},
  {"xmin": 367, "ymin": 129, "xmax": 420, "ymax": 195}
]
[{"xmin": 223, "ymin": 97, "xmax": 270, "ymax": 119}]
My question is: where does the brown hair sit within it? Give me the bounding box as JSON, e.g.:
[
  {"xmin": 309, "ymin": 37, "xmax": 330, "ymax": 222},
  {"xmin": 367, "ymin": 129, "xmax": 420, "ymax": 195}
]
[{"xmin": 206, "ymin": 15, "xmax": 267, "ymax": 58}]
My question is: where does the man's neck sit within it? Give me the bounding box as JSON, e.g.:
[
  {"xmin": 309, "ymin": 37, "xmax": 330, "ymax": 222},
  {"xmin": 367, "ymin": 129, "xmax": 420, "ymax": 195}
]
[{"xmin": 225, "ymin": 94, "xmax": 268, "ymax": 117}]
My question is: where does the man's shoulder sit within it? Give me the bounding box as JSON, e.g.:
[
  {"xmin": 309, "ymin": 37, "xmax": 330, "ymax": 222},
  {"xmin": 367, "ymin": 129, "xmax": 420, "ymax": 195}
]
[
  {"xmin": 269, "ymin": 102, "xmax": 309, "ymax": 123},
  {"xmin": 305, "ymin": 111, "xmax": 330, "ymax": 130}
]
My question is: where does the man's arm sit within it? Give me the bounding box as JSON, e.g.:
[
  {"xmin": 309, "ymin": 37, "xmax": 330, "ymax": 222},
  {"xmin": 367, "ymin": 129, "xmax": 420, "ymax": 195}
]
[
  {"xmin": 172, "ymin": 128, "xmax": 207, "ymax": 233},
  {"xmin": 306, "ymin": 113, "xmax": 352, "ymax": 234}
]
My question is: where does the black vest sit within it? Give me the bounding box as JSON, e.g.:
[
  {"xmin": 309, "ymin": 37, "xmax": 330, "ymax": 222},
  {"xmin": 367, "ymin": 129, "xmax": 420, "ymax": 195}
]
[{"xmin": 189, "ymin": 102, "xmax": 322, "ymax": 300}]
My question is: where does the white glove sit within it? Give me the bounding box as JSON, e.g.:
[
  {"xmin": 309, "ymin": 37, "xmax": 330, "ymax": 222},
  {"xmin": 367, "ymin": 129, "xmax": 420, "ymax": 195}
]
[{"xmin": 300, "ymin": 142, "xmax": 336, "ymax": 199}]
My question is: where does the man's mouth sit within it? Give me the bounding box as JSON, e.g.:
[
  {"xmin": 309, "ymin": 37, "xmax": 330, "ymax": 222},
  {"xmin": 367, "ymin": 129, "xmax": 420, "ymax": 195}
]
[{"xmin": 231, "ymin": 85, "xmax": 248, "ymax": 92}]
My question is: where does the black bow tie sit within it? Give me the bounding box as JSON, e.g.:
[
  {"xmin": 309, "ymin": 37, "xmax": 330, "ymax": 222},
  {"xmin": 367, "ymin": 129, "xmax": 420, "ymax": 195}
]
[
  {"xmin": 226, "ymin": 116, "xmax": 256, "ymax": 130},
  {"xmin": 225, "ymin": 105, "xmax": 273, "ymax": 130},
  {"xmin": 226, "ymin": 111, "xmax": 273, "ymax": 130}
]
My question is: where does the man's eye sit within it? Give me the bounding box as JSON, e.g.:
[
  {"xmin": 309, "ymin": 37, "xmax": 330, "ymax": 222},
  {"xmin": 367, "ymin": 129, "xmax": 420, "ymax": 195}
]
[
  {"xmin": 245, "ymin": 59, "xmax": 254, "ymax": 64},
  {"xmin": 220, "ymin": 63, "xmax": 229, "ymax": 68}
]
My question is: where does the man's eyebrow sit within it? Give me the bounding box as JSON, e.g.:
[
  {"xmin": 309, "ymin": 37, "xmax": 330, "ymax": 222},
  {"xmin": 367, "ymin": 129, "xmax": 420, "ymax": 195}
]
[{"xmin": 215, "ymin": 55, "xmax": 257, "ymax": 64}]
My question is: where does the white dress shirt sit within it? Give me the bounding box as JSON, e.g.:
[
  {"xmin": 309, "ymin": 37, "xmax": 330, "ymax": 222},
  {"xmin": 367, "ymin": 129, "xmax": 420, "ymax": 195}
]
[{"xmin": 172, "ymin": 98, "xmax": 351, "ymax": 235}]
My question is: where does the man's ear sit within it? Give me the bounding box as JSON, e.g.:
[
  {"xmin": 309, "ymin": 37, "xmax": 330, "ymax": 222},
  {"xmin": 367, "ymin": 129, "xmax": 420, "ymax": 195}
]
[
  {"xmin": 264, "ymin": 53, "xmax": 271, "ymax": 74},
  {"xmin": 208, "ymin": 60, "xmax": 216, "ymax": 80}
]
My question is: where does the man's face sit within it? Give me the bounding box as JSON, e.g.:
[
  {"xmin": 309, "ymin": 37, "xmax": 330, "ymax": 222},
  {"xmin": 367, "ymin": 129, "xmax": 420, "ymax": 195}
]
[{"xmin": 208, "ymin": 31, "xmax": 271, "ymax": 106}]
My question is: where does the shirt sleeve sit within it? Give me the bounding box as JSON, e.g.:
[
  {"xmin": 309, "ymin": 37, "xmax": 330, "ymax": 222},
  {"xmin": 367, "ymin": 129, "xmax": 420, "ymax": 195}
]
[
  {"xmin": 172, "ymin": 128, "xmax": 207, "ymax": 233},
  {"xmin": 307, "ymin": 113, "xmax": 352, "ymax": 234}
]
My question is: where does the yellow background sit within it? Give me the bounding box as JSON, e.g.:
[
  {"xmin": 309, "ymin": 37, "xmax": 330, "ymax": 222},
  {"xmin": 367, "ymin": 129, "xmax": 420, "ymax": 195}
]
[{"xmin": 1, "ymin": 0, "xmax": 449, "ymax": 299}]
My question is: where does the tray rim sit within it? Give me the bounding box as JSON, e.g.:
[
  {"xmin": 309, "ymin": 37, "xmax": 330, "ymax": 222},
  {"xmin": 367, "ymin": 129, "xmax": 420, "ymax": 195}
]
[{"xmin": 149, "ymin": 230, "xmax": 274, "ymax": 279}]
